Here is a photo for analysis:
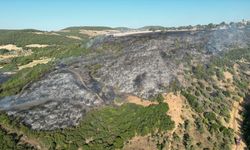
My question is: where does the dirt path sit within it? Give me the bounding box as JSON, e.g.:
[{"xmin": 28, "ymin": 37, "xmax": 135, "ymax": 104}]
[
  {"xmin": 66, "ymin": 68, "xmax": 104, "ymax": 101},
  {"xmin": 163, "ymin": 92, "xmax": 185, "ymax": 150},
  {"xmin": 230, "ymin": 99, "xmax": 247, "ymax": 150}
]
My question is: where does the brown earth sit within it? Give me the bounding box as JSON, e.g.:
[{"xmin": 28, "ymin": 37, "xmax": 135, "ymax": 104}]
[
  {"xmin": 224, "ymin": 71, "xmax": 233, "ymax": 81},
  {"xmin": 164, "ymin": 92, "xmax": 184, "ymax": 128},
  {"xmin": 126, "ymin": 95, "xmax": 157, "ymax": 107},
  {"xmin": 230, "ymin": 98, "xmax": 247, "ymax": 150}
]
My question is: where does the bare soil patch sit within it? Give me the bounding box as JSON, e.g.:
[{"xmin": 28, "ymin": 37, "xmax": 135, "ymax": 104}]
[
  {"xmin": 126, "ymin": 95, "xmax": 157, "ymax": 107},
  {"xmin": 164, "ymin": 92, "xmax": 185, "ymax": 128}
]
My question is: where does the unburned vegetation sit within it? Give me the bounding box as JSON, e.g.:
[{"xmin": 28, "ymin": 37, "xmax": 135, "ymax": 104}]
[{"xmin": 0, "ymin": 103, "xmax": 174, "ymax": 150}]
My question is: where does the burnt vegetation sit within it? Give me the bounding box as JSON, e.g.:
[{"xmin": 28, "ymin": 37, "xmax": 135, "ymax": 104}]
[{"xmin": 0, "ymin": 22, "xmax": 250, "ymax": 149}]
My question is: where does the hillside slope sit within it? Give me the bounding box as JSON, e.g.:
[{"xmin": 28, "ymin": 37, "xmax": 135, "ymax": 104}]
[{"xmin": 0, "ymin": 23, "xmax": 250, "ymax": 149}]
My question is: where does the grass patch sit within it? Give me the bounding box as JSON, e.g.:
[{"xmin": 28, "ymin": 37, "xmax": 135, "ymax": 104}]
[{"xmin": 0, "ymin": 63, "xmax": 53, "ymax": 98}]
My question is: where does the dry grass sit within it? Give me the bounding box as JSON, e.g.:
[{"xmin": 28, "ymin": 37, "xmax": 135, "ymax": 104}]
[
  {"xmin": 113, "ymin": 30, "xmax": 161, "ymax": 37},
  {"xmin": 215, "ymin": 71, "xmax": 235, "ymax": 92},
  {"xmin": 0, "ymin": 54, "xmax": 19, "ymax": 59},
  {"xmin": 33, "ymin": 32, "xmax": 60, "ymax": 36},
  {"xmin": 79, "ymin": 29, "xmax": 119, "ymax": 37},
  {"xmin": 0, "ymin": 44, "xmax": 22, "ymax": 51},
  {"xmin": 0, "ymin": 44, "xmax": 32, "ymax": 60},
  {"xmin": 224, "ymin": 71, "xmax": 233, "ymax": 81},
  {"xmin": 66, "ymin": 36, "xmax": 82, "ymax": 40},
  {"xmin": 18, "ymin": 58, "xmax": 52, "ymax": 70},
  {"xmin": 25, "ymin": 44, "xmax": 49, "ymax": 48}
]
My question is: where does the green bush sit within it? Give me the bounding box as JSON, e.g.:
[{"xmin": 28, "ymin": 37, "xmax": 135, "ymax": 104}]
[
  {"xmin": 0, "ymin": 63, "xmax": 53, "ymax": 97},
  {"xmin": 150, "ymin": 94, "xmax": 164, "ymax": 103},
  {"xmin": 0, "ymin": 49, "xmax": 10, "ymax": 54},
  {"xmin": 222, "ymin": 90, "xmax": 231, "ymax": 97},
  {"xmin": 0, "ymin": 128, "xmax": 34, "ymax": 150},
  {"xmin": 183, "ymin": 133, "xmax": 193, "ymax": 149},
  {"xmin": 194, "ymin": 118, "xmax": 204, "ymax": 133},
  {"xmin": 192, "ymin": 64, "xmax": 207, "ymax": 79},
  {"xmin": 181, "ymin": 91, "xmax": 202, "ymax": 113},
  {"xmin": 195, "ymin": 90, "xmax": 201, "ymax": 97},
  {"xmin": 204, "ymin": 112, "xmax": 217, "ymax": 122}
]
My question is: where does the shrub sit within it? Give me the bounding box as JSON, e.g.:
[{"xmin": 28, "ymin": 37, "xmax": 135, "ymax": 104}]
[
  {"xmin": 0, "ymin": 63, "xmax": 53, "ymax": 97},
  {"xmin": 150, "ymin": 94, "xmax": 164, "ymax": 103},
  {"xmin": 195, "ymin": 118, "xmax": 204, "ymax": 133},
  {"xmin": 195, "ymin": 90, "xmax": 201, "ymax": 97},
  {"xmin": 181, "ymin": 91, "xmax": 202, "ymax": 113},
  {"xmin": 192, "ymin": 64, "xmax": 207, "ymax": 79},
  {"xmin": 0, "ymin": 49, "xmax": 10, "ymax": 54},
  {"xmin": 204, "ymin": 112, "xmax": 217, "ymax": 122},
  {"xmin": 222, "ymin": 90, "xmax": 231, "ymax": 97},
  {"xmin": 183, "ymin": 133, "xmax": 193, "ymax": 149},
  {"xmin": 206, "ymin": 86, "xmax": 212, "ymax": 92}
]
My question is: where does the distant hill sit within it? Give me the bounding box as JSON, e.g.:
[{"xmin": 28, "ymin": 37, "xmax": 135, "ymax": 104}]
[{"xmin": 62, "ymin": 26, "xmax": 114, "ymax": 31}]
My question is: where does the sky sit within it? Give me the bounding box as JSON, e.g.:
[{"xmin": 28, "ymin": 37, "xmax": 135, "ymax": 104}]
[{"xmin": 0, "ymin": 0, "xmax": 250, "ymax": 31}]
